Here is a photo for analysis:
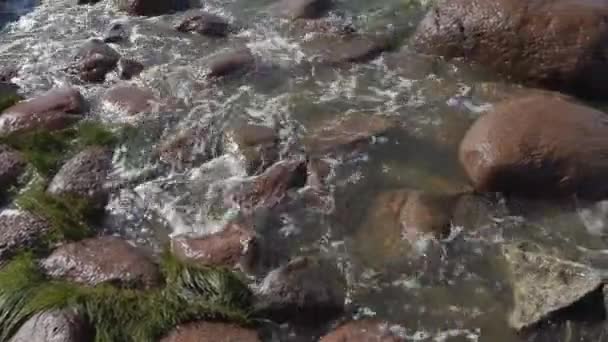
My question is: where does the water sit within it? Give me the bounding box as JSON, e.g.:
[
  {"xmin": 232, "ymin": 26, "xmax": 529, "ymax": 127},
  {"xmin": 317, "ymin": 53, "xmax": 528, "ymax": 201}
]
[{"xmin": 2, "ymin": 0, "xmax": 608, "ymax": 340}]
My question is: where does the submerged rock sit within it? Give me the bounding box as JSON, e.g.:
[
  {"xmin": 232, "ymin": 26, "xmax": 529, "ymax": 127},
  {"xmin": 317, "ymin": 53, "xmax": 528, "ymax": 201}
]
[
  {"xmin": 303, "ymin": 113, "xmax": 394, "ymax": 155},
  {"xmin": 47, "ymin": 146, "xmax": 113, "ymax": 208},
  {"xmin": 320, "ymin": 320, "xmax": 405, "ymax": 342},
  {"xmin": 308, "ymin": 34, "xmax": 393, "ymax": 65},
  {"xmin": 176, "ymin": 12, "xmax": 232, "ymax": 37},
  {"xmin": 102, "ymin": 85, "xmax": 157, "ymax": 115},
  {"xmin": 206, "ymin": 48, "xmax": 255, "ymax": 78},
  {"xmin": 224, "ymin": 122, "xmax": 279, "ymax": 175},
  {"xmin": 503, "ymin": 243, "xmax": 604, "ymax": 330},
  {"xmin": 459, "ymin": 93, "xmax": 608, "ymax": 199},
  {"xmin": 114, "ymin": 0, "xmax": 191, "ymax": 16},
  {"xmin": 255, "ymin": 256, "xmax": 345, "ymax": 324},
  {"xmin": 278, "ymin": 0, "xmax": 332, "ymax": 20},
  {"xmin": 9, "ymin": 309, "xmax": 90, "ymax": 342},
  {"xmin": 117, "ymin": 59, "xmax": 144, "ymax": 80},
  {"xmin": 42, "ymin": 236, "xmax": 161, "ymax": 289},
  {"xmin": 0, "ymin": 210, "xmax": 51, "ymax": 264},
  {"xmin": 157, "ymin": 125, "xmax": 217, "ymax": 171},
  {"xmin": 0, "ymin": 144, "xmax": 25, "ymax": 191},
  {"xmin": 411, "ymin": 0, "xmax": 608, "ymax": 98},
  {"xmin": 103, "ymin": 22, "xmax": 129, "ymax": 43},
  {"xmin": 160, "ymin": 322, "xmax": 260, "ymax": 342},
  {"xmin": 0, "ymin": 87, "xmax": 85, "ymax": 136},
  {"xmin": 75, "ymin": 39, "xmax": 121, "ymax": 83},
  {"xmin": 171, "ymin": 221, "xmax": 260, "ymax": 272}
]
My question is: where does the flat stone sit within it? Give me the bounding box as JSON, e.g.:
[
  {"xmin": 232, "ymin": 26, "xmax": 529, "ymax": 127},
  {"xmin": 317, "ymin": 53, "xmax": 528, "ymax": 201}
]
[
  {"xmin": 102, "ymin": 85, "xmax": 157, "ymax": 115},
  {"xmin": 42, "ymin": 236, "xmax": 161, "ymax": 289}
]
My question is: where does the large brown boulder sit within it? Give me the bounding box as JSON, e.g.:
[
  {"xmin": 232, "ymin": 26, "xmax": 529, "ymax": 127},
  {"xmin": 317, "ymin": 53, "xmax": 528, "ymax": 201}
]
[
  {"xmin": 113, "ymin": 0, "xmax": 191, "ymax": 16},
  {"xmin": 41, "ymin": 236, "xmax": 161, "ymax": 289},
  {"xmin": 160, "ymin": 322, "xmax": 260, "ymax": 342},
  {"xmin": 9, "ymin": 309, "xmax": 90, "ymax": 342},
  {"xmin": 320, "ymin": 320, "xmax": 405, "ymax": 342},
  {"xmin": 74, "ymin": 39, "xmax": 120, "ymax": 83},
  {"xmin": 411, "ymin": 0, "xmax": 608, "ymax": 98},
  {"xmin": 459, "ymin": 93, "xmax": 608, "ymax": 199},
  {"xmin": 0, "ymin": 88, "xmax": 85, "ymax": 136}
]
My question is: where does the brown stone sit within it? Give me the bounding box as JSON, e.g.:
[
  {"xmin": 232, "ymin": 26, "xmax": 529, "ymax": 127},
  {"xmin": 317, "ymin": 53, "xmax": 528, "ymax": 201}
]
[
  {"xmin": 160, "ymin": 322, "xmax": 260, "ymax": 342},
  {"xmin": 321, "ymin": 320, "xmax": 405, "ymax": 342},
  {"xmin": 206, "ymin": 48, "xmax": 255, "ymax": 78},
  {"xmin": 278, "ymin": 0, "xmax": 332, "ymax": 20},
  {"xmin": 0, "ymin": 210, "xmax": 51, "ymax": 264},
  {"xmin": 9, "ymin": 309, "xmax": 91, "ymax": 342},
  {"xmin": 117, "ymin": 59, "xmax": 144, "ymax": 80},
  {"xmin": 459, "ymin": 93, "xmax": 608, "ymax": 199},
  {"xmin": 157, "ymin": 125, "xmax": 215, "ymax": 171},
  {"xmin": 0, "ymin": 144, "xmax": 25, "ymax": 190},
  {"xmin": 113, "ymin": 0, "xmax": 191, "ymax": 16},
  {"xmin": 176, "ymin": 12, "xmax": 232, "ymax": 37},
  {"xmin": 224, "ymin": 122, "xmax": 278, "ymax": 175},
  {"xmin": 75, "ymin": 39, "xmax": 121, "ymax": 83},
  {"xmin": 310, "ymin": 34, "xmax": 392, "ymax": 65},
  {"xmin": 0, "ymin": 87, "xmax": 85, "ymax": 136},
  {"xmin": 41, "ymin": 236, "xmax": 161, "ymax": 289},
  {"xmin": 411, "ymin": 0, "xmax": 608, "ymax": 98},
  {"xmin": 102, "ymin": 85, "xmax": 157, "ymax": 115}
]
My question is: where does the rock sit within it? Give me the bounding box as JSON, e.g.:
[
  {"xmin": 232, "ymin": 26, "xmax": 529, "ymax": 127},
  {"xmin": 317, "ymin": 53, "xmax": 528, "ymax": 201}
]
[
  {"xmin": 114, "ymin": 0, "xmax": 190, "ymax": 16},
  {"xmin": 171, "ymin": 221, "xmax": 260, "ymax": 272},
  {"xmin": 320, "ymin": 320, "xmax": 405, "ymax": 342},
  {"xmin": 309, "ymin": 34, "xmax": 393, "ymax": 65},
  {"xmin": 224, "ymin": 123, "xmax": 279, "ymax": 175},
  {"xmin": 102, "ymin": 85, "xmax": 157, "ymax": 114},
  {"xmin": 255, "ymin": 256, "xmax": 345, "ymax": 324},
  {"xmin": 103, "ymin": 22, "xmax": 128, "ymax": 43},
  {"xmin": 411, "ymin": 0, "xmax": 608, "ymax": 98},
  {"xmin": 206, "ymin": 48, "xmax": 255, "ymax": 78},
  {"xmin": 41, "ymin": 236, "xmax": 161, "ymax": 289},
  {"xmin": 9, "ymin": 309, "xmax": 90, "ymax": 342},
  {"xmin": 0, "ymin": 144, "xmax": 25, "ymax": 191},
  {"xmin": 117, "ymin": 59, "xmax": 144, "ymax": 80},
  {"xmin": 75, "ymin": 39, "xmax": 120, "ymax": 83},
  {"xmin": 47, "ymin": 146, "xmax": 112, "ymax": 208},
  {"xmin": 278, "ymin": 0, "xmax": 332, "ymax": 20},
  {"xmin": 0, "ymin": 210, "xmax": 51, "ymax": 264},
  {"xmin": 77, "ymin": 0, "xmax": 102, "ymax": 4},
  {"xmin": 303, "ymin": 113, "xmax": 394, "ymax": 155},
  {"xmin": 0, "ymin": 83, "xmax": 20, "ymax": 112},
  {"xmin": 459, "ymin": 93, "xmax": 608, "ymax": 199},
  {"xmin": 157, "ymin": 125, "xmax": 217, "ymax": 171},
  {"xmin": 176, "ymin": 12, "xmax": 232, "ymax": 37},
  {"xmin": 229, "ymin": 159, "xmax": 307, "ymax": 211},
  {"xmin": 160, "ymin": 322, "xmax": 260, "ymax": 342},
  {"xmin": 0, "ymin": 65, "xmax": 18, "ymax": 83},
  {"xmin": 0, "ymin": 87, "xmax": 85, "ymax": 136},
  {"xmin": 503, "ymin": 243, "xmax": 604, "ymax": 330}
]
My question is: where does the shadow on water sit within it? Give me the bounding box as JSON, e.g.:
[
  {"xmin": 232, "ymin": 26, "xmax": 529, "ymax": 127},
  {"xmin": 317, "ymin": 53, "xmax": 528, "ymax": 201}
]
[{"xmin": 0, "ymin": 0, "xmax": 38, "ymax": 28}]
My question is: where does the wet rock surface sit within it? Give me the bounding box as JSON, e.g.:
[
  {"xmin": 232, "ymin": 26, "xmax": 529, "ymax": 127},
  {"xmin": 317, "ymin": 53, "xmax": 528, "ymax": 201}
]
[
  {"xmin": 102, "ymin": 84, "xmax": 157, "ymax": 114},
  {"xmin": 171, "ymin": 220, "xmax": 260, "ymax": 271},
  {"xmin": 255, "ymin": 256, "xmax": 346, "ymax": 324},
  {"xmin": 0, "ymin": 144, "xmax": 25, "ymax": 191},
  {"xmin": 9, "ymin": 309, "xmax": 90, "ymax": 342},
  {"xmin": 47, "ymin": 146, "xmax": 113, "ymax": 208},
  {"xmin": 411, "ymin": 0, "xmax": 608, "ymax": 98},
  {"xmin": 206, "ymin": 48, "xmax": 255, "ymax": 78},
  {"xmin": 41, "ymin": 236, "xmax": 161, "ymax": 289},
  {"xmin": 459, "ymin": 93, "xmax": 608, "ymax": 199},
  {"xmin": 74, "ymin": 39, "xmax": 121, "ymax": 83},
  {"xmin": 117, "ymin": 59, "xmax": 144, "ymax": 80},
  {"xmin": 0, "ymin": 87, "xmax": 85, "ymax": 136},
  {"xmin": 224, "ymin": 122, "xmax": 279, "ymax": 175},
  {"xmin": 157, "ymin": 125, "xmax": 216, "ymax": 171},
  {"xmin": 160, "ymin": 322, "xmax": 260, "ymax": 342},
  {"xmin": 103, "ymin": 22, "xmax": 128, "ymax": 43},
  {"xmin": 310, "ymin": 34, "xmax": 393, "ymax": 65},
  {"xmin": 320, "ymin": 320, "xmax": 405, "ymax": 342},
  {"xmin": 114, "ymin": 0, "xmax": 191, "ymax": 16},
  {"xmin": 278, "ymin": 0, "xmax": 332, "ymax": 20},
  {"xmin": 0, "ymin": 210, "xmax": 51, "ymax": 264},
  {"xmin": 176, "ymin": 12, "xmax": 232, "ymax": 37},
  {"xmin": 503, "ymin": 243, "xmax": 605, "ymax": 330}
]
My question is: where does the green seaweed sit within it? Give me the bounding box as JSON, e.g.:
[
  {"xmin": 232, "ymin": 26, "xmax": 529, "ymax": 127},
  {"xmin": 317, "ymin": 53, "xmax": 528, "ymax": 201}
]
[{"xmin": 0, "ymin": 253, "xmax": 252, "ymax": 342}]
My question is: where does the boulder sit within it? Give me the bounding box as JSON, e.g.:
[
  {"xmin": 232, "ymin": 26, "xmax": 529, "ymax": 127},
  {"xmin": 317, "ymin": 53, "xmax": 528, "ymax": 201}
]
[
  {"xmin": 223, "ymin": 122, "xmax": 279, "ymax": 175},
  {"xmin": 411, "ymin": 0, "xmax": 608, "ymax": 98},
  {"xmin": 206, "ymin": 48, "xmax": 255, "ymax": 78},
  {"xmin": 160, "ymin": 322, "xmax": 260, "ymax": 342},
  {"xmin": 320, "ymin": 320, "xmax": 405, "ymax": 342},
  {"xmin": 0, "ymin": 210, "xmax": 51, "ymax": 264},
  {"xmin": 171, "ymin": 221, "xmax": 260, "ymax": 272},
  {"xmin": 74, "ymin": 39, "xmax": 121, "ymax": 83},
  {"xmin": 229, "ymin": 159, "xmax": 307, "ymax": 211},
  {"xmin": 103, "ymin": 22, "xmax": 129, "ymax": 43},
  {"xmin": 117, "ymin": 59, "xmax": 144, "ymax": 80},
  {"xmin": 157, "ymin": 125, "xmax": 217, "ymax": 171},
  {"xmin": 113, "ymin": 0, "xmax": 191, "ymax": 16},
  {"xmin": 459, "ymin": 93, "xmax": 608, "ymax": 199},
  {"xmin": 503, "ymin": 243, "xmax": 604, "ymax": 330},
  {"xmin": 308, "ymin": 34, "xmax": 393, "ymax": 65},
  {"xmin": 255, "ymin": 256, "xmax": 345, "ymax": 324},
  {"xmin": 47, "ymin": 146, "xmax": 113, "ymax": 208},
  {"xmin": 176, "ymin": 12, "xmax": 232, "ymax": 37},
  {"xmin": 102, "ymin": 85, "xmax": 157, "ymax": 115},
  {"xmin": 41, "ymin": 236, "xmax": 161, "ymax": 289},
  {"xmin": 9, "ymin": 309, "xmax": 90, "ymax": 342},
  {"xmin": 278, "ymin": 0, "xmax": 332, "ymax": 20},
  {"xmin": 0, "ymin": 144, "xmax": 25, "ymax": 191},
  {"xmin": 0, "ymin": 87, "xmax": 85, "ymax": 136}
]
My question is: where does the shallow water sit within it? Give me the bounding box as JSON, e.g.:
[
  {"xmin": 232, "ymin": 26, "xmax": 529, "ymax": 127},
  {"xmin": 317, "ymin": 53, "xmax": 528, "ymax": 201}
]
[{"xmin": 2, "ymin": 0, "xmax": 608, "ymax": 340}]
